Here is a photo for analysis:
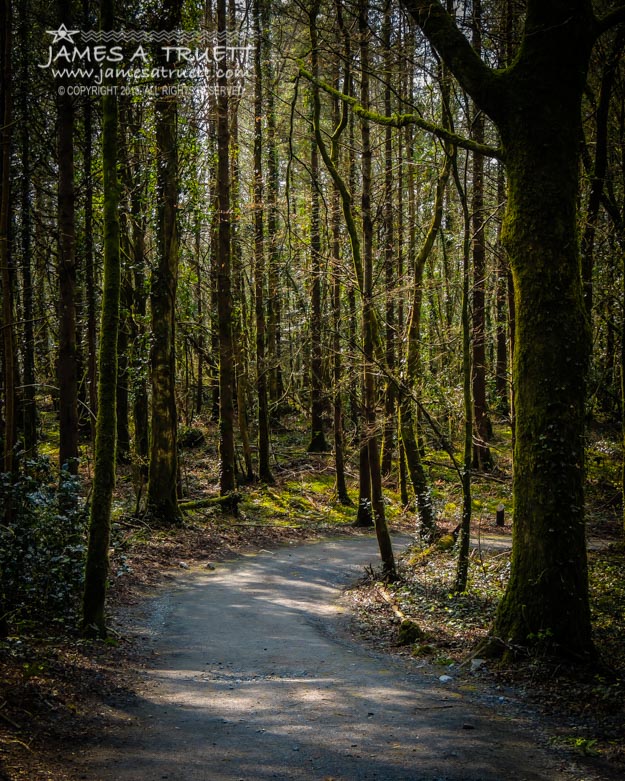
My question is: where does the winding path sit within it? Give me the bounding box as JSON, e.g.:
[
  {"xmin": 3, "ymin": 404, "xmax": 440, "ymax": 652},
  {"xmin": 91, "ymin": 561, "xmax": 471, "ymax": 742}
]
[{"xmin": 78, "ymin": 536, "xmax": 571, "ymax": 780}]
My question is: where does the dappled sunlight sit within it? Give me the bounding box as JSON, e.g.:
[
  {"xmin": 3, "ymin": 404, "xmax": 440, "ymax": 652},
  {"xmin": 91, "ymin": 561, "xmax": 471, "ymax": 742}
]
[{"xmin": 75, "ymin": 538, "xmax": 569, "ymax": 780}]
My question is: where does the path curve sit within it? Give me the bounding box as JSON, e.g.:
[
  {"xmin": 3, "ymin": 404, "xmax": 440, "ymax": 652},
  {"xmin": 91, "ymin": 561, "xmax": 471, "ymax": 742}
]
[{"xmin": 78, "ymin": 535, "xmax": 571, "ymax": 781}]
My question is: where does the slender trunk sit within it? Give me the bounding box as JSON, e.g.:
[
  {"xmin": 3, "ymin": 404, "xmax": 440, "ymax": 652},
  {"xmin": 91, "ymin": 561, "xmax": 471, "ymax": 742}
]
[
  {"xmin": 470, "ymin": 0, "xmax": 492, "ymax": 471},
  {"xmin": 254, "ymin": 0, "xmax": 273, "ymax": 483},
  {"xmin": 494, "ymin": 161, "xmax": 509, "ymax": 415},
  {"xmin": 217, "ymin": 0, "xmax": 236, "ymax": 495},
  {"xmin": 359, "ymin": 0, "xmax": 395, "ymax": 578},
  {"xmin": 381, "ymin": 0, "xmax": 396, "ymax": 478},
  {"xmin": 230, "ymin": 64, "xmax": 254, "ymax": 483},
  {"xmin": 0, "ymin": 0, "xmax": 15, "ymax": 475},
  {"xmin": 82, "ymin": 0, "xmax": 120, "ymax": 637},
  {"xmin": 265, "ymin": 20, "xmax": 282, "ymax": 407},
  {"xmin": 330, "ymin": 53, "xmax": 350, "ymax": 505},
  {"xmin": 147, "ymin": 1, "xmax": 183, "ymax": 521},
  {"xmin": 19, "ymin": 0, "xmax": 37, "ymax": 455},
  {"xmin": 57, "ymin": 0, "xmax": 79, "ymax": 475},
  {"xmin": 307, "ymin": 36, "xmax": 329, "ymax": 454},
  {"xmin": 454, "ymin": 154, "xmax": 473, "ymax": 594}
]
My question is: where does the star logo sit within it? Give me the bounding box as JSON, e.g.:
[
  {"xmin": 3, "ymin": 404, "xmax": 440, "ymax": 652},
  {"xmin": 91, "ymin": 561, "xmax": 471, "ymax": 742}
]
[{"xmin": 46, "ymin": 24, "xmax": 80, "ymax": 44}]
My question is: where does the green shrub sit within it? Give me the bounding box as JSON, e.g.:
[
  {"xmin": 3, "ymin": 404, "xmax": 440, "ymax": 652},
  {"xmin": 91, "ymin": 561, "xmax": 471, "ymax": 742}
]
[{"xmin": 0, "ymin": 457, "xmax": 87, "ymax": 628}]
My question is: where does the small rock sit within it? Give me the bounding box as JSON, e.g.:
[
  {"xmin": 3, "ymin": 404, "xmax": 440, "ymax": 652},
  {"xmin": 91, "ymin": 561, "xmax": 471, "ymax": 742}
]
[
  {"xmin": 470, "ymin": 658, "xmax": 486, "ymax": 671},
  {"xmin": 205, "ymin": 563, "xmax": 216, "ymax": 570},
  {"xmin": 462, "ymin": 723, "xmax": 475, "ymax": 730},
  {"xmin": 179, "ymin": 561, "xmax": 190, "ymax": 569},
  {"xmin": 439, "ymin": 675, "xmax": 453, "ymax": 683}
]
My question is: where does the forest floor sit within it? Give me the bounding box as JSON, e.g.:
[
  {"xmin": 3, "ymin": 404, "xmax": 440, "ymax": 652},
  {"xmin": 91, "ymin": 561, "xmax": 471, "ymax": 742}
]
[{"xmin": 0, "ymin": 419, "xmax": 624, "ymax": 779}]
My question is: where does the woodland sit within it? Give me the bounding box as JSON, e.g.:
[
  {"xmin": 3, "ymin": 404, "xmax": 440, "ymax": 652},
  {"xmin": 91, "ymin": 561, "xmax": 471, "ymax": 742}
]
[{"xmin": 2, "ymin": 0, "xmax": 625, "ymax": 775}]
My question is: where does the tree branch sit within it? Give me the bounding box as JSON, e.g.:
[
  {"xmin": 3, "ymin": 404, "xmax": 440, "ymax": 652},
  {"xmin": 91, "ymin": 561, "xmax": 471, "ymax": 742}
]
[
  {"xmin": 400, "ymin": 0, "xmax": 504, "ymax": 122},
  {"xmin": 596, "ymin": 5, "xmax": 625, "ymax": 36},
  {"xmin": 298, "ymin": 65, "xmax": 504, "ymax": 160}
]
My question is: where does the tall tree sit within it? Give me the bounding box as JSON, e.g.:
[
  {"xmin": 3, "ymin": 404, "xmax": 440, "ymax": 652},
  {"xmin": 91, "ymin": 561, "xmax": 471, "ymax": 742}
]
[
  {"xmin": 19, "ymin": 0, "xmax": 37, "ymax": 455},
  {"xmin": 469, "ymin": 0, "xmax": 492, "ymax": 471},
  {"xmin": 401, "ymin": 0, "xmax": 625, "ymax": 658},
  {"xmin": 57, "ymin": 0, "xmax": 79, "ymax": 475},
  {"xmin": 381, "ymin": 0, "xmax": 397, "ymax": 478},
  {"xmin": 146, "ymin": 0, "xmax": 183, "ymax": 522},
  {"xmin": 82, "ymin": 0, "xmax": 121, "ymax": 638},
  {"xmin": 307, "ymin": 4, "xmax": 329, "ymax": 455},
  {"xmin": 0, "ymin": 0, "xmax": 14, "ymax": 477},
  {"xmin": 216, "ymin": 0, "xmax": 237, "ymax": 496},
  {"xmin": 253, "ymin": 0, "xmax": 274, "ymax": 483}
]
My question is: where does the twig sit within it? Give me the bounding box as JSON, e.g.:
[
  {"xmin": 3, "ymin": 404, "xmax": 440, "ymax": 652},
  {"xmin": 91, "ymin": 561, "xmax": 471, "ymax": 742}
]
[{"xmin": 0, "ymin": 703, "xmax": 21, "ymax": 730}]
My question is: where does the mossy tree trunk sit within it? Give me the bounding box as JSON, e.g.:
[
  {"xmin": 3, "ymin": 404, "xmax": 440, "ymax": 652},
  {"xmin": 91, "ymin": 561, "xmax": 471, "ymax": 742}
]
[
  {"xmin": 82, "ymin": 0, "xmax": 120, "ymax": 638},
  {"xmin": 147, "ymin": 0, "xmax": 183, "ymax": 522},
  {"xmin": 402, "ymin": 0, "xmax": 620, "ymax": 658}
]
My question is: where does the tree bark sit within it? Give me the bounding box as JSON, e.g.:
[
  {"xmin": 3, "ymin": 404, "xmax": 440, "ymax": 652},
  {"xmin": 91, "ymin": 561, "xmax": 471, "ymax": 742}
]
[
  {"xmin": 0, "ymin": 0, "xmax": 15, "ymax": 478},
  {"xmin": 402, "ymin": 0, "xmax": 597, "ymax": 657},
  {"xmin": 217, "ymin": 0, "xmax": 237, "ymax": 496},
  {"xmin": 307, "ymin": 26, "xmax": 329, "ymax": 455},
  {"xmin": 82, "ymin": 0, "xmax": 120, "ymax": 638},
  {"xmin": 470, "ymin": 0, "xmax": 493, "ymax": 471},
  {"xmin": 253, "ymin": 0, "xmax": 274, "ymax": 483},
  {"xmin": 57, "ymin": 0, "xmax": 79, "ymax": 476},
  {"xmin": 147, "ymin": 0, "xmax": 183, "ymax": 522}
]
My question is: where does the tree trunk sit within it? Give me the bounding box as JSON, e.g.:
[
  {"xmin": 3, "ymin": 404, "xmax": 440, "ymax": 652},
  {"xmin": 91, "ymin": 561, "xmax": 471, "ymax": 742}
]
[
  {"xmin": 359, "ymin": 0, "xmax": 395, "ymax": 579},
  {"xmin": 403, "ymin": 0, "xmax": 597, "ymax": 658},
  {"xmin": 57, "ymin": 0, "xmax": 79, "ymax": 476},
  {"xmin": 307, "ymin": 56, "xmax": 329, "ymax": 454},
  {"xmin": 470, "ymin": 0, "xmax": 492, "ymax": 472},
  {"xmin": 0, "ymin": 0, "xmax": 15, "ymax": 478},
  {"xmin": 18, "ymin": 0, "xmax": 37, "ymax": 455},
  {"xmin": 217, "ymin": 0, "xmax": 236, "ymax": 496},
  {"xmin": 82, "ymin": 0, "xmax": 120, "ymax": 637},
  {"xmin": 380, "ymin": 0, "xmax": 396, "ymax": 478},
  {"xmin": 147, "ymin": 0, "xmax": 183, "ymax": 522},
  {"xmin": 253, "ymin": 0, "xmax": 274, "ymax": 483}
]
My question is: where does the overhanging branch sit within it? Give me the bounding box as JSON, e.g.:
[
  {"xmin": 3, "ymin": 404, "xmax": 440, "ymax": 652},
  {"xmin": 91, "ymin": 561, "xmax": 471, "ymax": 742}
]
[{"xmin": 298, "ymin": 64, "xmax": 504, "ymax": 160}]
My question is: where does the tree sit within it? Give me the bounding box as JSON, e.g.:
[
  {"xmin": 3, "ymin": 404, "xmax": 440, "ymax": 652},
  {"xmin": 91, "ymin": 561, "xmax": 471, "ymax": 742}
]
[
  {"xmin": 0, "ymin": 0, "xmax": 15, "ymax": 478},
  {"xmin": 469, "ymin": 0, "xmax": 493, "ymax": 471},
  {"xmin": 82, "ymin": 0, "xmax": 121, "ymax": 638},
  {"xmin": 216, "ymin": 0, "xmax": 237, "ymax": 496},
  {"xmin": 253, "ymin": 0, "xmax": 274, "ymax": 483},
  {"xmin": 401, "ymin": 0, "xmax": 625, "ymax": 659},
  {"xmin": 57, "ymin": 0, "xmax": 79, "ymax": 476},
  {"xmin": 146, "ymin": 0, "xmax": 184, "ymax": 522},
  {"xmin": 307, "ymin": 4, "xmax": 330, "ymax": 455}
]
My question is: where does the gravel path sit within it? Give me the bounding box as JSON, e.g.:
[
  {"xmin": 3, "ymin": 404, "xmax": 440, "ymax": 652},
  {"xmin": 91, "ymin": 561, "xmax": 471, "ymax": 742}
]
[{"xmin": 76, "ymin": 535, "xmax": 571, "ymax": 781}]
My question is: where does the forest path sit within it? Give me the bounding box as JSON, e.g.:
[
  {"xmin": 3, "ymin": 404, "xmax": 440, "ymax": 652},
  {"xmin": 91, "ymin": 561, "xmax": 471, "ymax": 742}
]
[{"xmin": 77, "ymin": 535, "xmax": 571, "ymax": 781}]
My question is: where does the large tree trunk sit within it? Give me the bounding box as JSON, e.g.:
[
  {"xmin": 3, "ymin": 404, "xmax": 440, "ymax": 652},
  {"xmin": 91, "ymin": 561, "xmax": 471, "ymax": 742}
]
[
  {"xmin": 494, "ymin": 74, "xmax": 593, "ymax": 657},
  {"xmin": 403, "ymin": 0, "xmax": 597, "ymax": 658}
]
